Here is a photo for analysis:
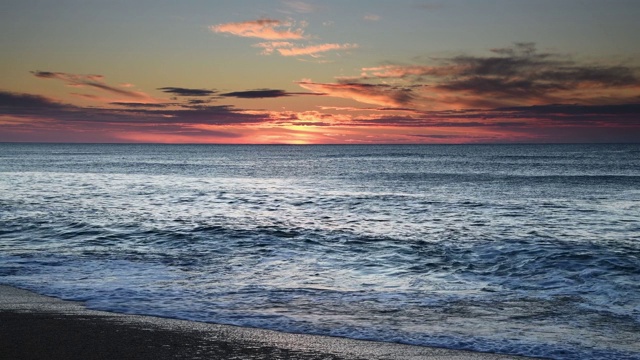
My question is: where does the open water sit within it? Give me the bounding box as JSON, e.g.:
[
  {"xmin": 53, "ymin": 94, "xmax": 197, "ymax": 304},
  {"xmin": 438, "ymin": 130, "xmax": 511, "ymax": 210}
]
[{"xmin": 1, "ymin": 143, "xmax": 639, "ymax": 359}]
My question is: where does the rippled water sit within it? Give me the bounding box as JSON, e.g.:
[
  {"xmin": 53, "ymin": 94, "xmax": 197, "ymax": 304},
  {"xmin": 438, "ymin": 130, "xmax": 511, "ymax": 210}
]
[{"xmin": 1, "ymin": 143, "xmax": 639, "ymax": 359}]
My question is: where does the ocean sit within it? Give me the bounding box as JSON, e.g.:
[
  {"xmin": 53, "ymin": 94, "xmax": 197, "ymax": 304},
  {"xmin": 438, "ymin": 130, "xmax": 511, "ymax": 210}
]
[{"xmin": 0, "ymin": 143, "xmax": 638, "ymax": 359}]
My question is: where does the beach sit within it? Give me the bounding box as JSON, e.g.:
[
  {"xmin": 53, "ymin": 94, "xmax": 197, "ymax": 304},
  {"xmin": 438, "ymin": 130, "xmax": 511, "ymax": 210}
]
[{"xmin": 0, "ymin": 285, "xmax": 534, "ymax": 360}]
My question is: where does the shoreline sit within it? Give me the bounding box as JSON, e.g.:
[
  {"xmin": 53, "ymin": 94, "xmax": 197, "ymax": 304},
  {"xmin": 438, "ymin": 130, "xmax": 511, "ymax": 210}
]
[{"xmin": 0, "ymin": 284, "xmax": 536, "ymax": 360}]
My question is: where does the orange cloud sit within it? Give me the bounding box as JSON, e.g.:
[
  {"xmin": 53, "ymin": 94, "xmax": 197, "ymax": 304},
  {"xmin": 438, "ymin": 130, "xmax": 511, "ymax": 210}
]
[
  {"xmin": 297, "ymin": 80, "xmax": 415, "ymax": 107},
  {"xmin": 210, "ymin": 19, "xmax": 305, "ymax": 40}
]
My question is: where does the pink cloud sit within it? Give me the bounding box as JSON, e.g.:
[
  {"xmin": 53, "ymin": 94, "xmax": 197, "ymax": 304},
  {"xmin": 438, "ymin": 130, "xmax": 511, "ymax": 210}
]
[
  {"xmin": 277, "ymin": 43, "xmax": 358, "ymax": 57},
  {"xmin": 213, "ymin": 18, "xmax": 357, "ymax": 58},
  {"xmin": 253, "ymin": 41, "xmax": 295, "ymax": 55},
  {"xmin": 210, "ymin": 19, "xmax": 305, "ymax": 40},
  {"xmin": 254, "ymin": 41, "xmax": 357, "ymax": 57}
]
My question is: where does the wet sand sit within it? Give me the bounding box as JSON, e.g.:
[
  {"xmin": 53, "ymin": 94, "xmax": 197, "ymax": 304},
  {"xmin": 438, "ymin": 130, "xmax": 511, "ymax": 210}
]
[{"xmin": 0, "ymin": 285, "xmax": 535, "ymax": 359}]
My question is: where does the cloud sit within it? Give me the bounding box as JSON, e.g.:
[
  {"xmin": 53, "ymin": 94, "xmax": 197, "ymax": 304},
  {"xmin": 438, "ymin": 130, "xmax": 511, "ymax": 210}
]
[
  {"xmin": 214, "ymin": 18, "xmax": 357, "ymax": 58},
  {"xmin": 356, "ymin": 43, "xmax": 640, "ymax": 109},
  {"xmin": 494, "ymin": 103, "xmax": 640, "ymax": 116},
  {"xmin": 253, "ymin": 41, "xmax": 357, "ymax": 57},
  {"xmin": 221, "ymin": 89, "xmax": 291, "ymax": 98},
  {"xmin": 32, "ymin": 71, "xmax": 133, "ymax": 97},
  {"xmin": 220, "ymin": 89, "xmax": 322, "ymax": 98},
  {"xmin": 297, "ymin": 80, "xmax": 416, "ymax": 107},
  {"xmin": 434, "ymin": 43, "xmax": 638, "ymax": 99},
  {"xmin": 281, "ymin": 0, "xmax": 318, "ymax": 13},
  {"xmin": 158, "ymin": 87, "xmax": 216, "ymax": 96},
  {"xmin": 110, "ymin": 102, "xmax": 170, "ymax": 108},
  {"xmin": 360, "ymin": 64, "xmax": 457, "ymax": 79},
  {"xmin": 276, "ymin": 43, "xmax": 358, "ymax": 57},
  {"xmin": 210, "ymin": 19, "xmax": 305, "ymax": 40},
  {"xmin": 187, "ymin": 99, "xmax": 212, "ymax": 105},
  {"xmin": 32, "ymin": 71, "xmax": 160, "ymax": 103},
  {"xmin": 481, "ymin": 103, "xmax": 640, "ymax": 128},
  {"xmin": 253, "ymin": 41, "xmax": 295, "ymax": 55},
  {"xmin": 0, "ymin": 91, "xmax": 66, "ymax": 110},
  {"xmin": 363, "ymin": 14, "xmax": 381, "ymax": 21},
  {"xmin": 3, "ymin": 88, "xmax": 639, "ymax": 143}
]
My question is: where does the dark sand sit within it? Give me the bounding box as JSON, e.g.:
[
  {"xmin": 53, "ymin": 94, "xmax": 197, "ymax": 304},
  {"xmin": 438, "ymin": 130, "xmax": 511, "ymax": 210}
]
[{"xmin": 0, "ymin": 285, "xmax": 535, "ymax": 359}]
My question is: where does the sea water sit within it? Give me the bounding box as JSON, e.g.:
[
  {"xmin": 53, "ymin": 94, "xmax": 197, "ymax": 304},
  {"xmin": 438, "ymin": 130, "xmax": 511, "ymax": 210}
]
[{"xmin": 0, "ymin": 143, "xmax": 639, "ymax": 359}]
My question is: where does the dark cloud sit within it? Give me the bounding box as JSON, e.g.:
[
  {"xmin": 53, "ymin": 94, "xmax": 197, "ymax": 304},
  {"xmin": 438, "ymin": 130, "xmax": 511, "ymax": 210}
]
[
  {"xmin": 31, "ymin": 71, "xmax": 63, "ymax": 79},
  {"xmin": 110, "ymin": 102, "xmax": 170, "ymax": 108},
  {"xmin": 438, "ymin": 77, "xmax": 557, "ymax": 98},
  {"xmin": 361, "ymin": 43, "xmax": 640, "ymax": 107},
  {"xmin": 0, "ymin": 90, "xmax": 267, "ymax": 126},
  {"xmin": 341, "ymin": 101, "xmax": 640, "ymax": 130},
  {"xmin": 0, "ymin": 91, "xmax": 66, "ymax": 110},
  {"xmin": 220, "ymin": 89, "xmax": 321, "ymax": 98},
  {"xmin": 494, "ymin": 103, "xmax": 640, "ymax": 116},
  {"xmin": 483, "ymin": 103, "xmax": 640, "ymax": 128},
  {"xmin": 158, "ymin": 87, "xmax": 217, "ymax": 96},
  {"xmin": 537, "ymin": 66, "xmax": 637, "ymax": 87},
  {"xmin": 436, "ymin": 43, "xmax": 640, "ymax": 99},
  {"xmin": 221, "ymin": 89, "xmax": 290, "ymax": 98},
  {"xmin": 187, "ymin": 99, "xmax": 214, "ymax": 105}
]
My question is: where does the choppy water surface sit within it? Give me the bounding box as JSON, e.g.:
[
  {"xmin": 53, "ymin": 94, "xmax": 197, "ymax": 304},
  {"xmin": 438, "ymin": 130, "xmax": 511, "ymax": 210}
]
[{"xmin": 1, "ymin": 143, "xmax": 639, "ymax": 359}]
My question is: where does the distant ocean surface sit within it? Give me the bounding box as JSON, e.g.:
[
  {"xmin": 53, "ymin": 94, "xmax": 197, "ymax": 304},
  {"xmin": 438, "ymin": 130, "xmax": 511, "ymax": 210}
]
[{"xmin": 1, "ymin": 143, "xmax": 639, "ymax": 359}]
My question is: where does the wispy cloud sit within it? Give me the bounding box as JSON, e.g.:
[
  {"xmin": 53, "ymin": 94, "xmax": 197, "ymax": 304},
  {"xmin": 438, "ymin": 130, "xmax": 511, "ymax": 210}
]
[
  {"xmin": 158, "ymin": 87, "xmax": 216, "ymax": 97},
  {"xmin": 212, "ymin": 18, "xmax": 357, "ymax": 58},
  {"xmin": 32, "ymin": 71, "xmax": 161, "ymax": 103},
  {"xmin": 276, "ymin": 43, "xmax": 358, "ymax": 57},
  {"xmin": 254, "ymin": 41, "xmax": 357, "ymax": 57},
  {"xmin": 210, "ymin": 19, "xmax": 305, "ymax": 40},
  {"xmin": 363, "ymin": 14, "xmax": 381, "ymax": 21},
  {"xmin": 297, "ymin": 80, "xmax": 416, "ymax": 107},
  {"xmin": 253, "ymin": 41, "xmax": 295, "ymax": 55},
  {"xmin": 281, "ymin": 0, "xmax": 318, "ymax": 14}
]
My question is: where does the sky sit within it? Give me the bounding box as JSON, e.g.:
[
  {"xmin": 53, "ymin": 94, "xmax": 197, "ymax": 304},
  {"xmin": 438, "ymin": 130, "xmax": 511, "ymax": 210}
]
[{"xmin": 1, "ymin": 0, "xmax": 640, "ymax": 144}]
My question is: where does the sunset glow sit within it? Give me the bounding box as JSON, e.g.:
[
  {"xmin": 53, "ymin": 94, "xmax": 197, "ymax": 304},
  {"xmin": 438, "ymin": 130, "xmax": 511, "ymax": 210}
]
[{"xmin": 1, "ymin": 1, "xmax": 639, "ymax": 143}]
